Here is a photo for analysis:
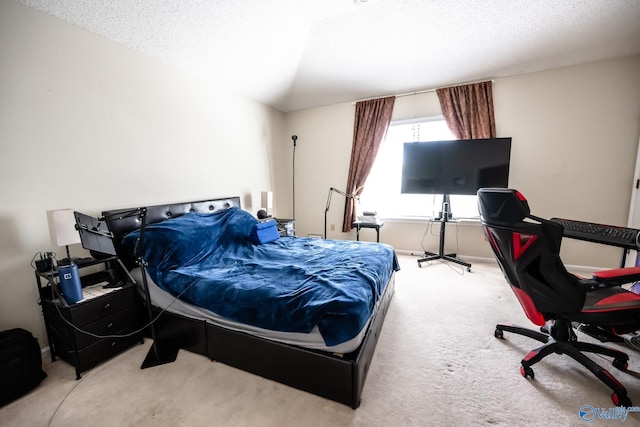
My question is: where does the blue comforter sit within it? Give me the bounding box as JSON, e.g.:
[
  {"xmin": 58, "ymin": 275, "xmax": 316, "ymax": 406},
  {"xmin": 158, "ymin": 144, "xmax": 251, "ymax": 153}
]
[{"xmin": 123, "ymin": 208, "xmax": 399, "ymax": 346}]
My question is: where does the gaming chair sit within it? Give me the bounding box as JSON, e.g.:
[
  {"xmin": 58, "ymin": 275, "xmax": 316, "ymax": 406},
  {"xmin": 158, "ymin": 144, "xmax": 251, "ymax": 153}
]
[{"xmin": 478, "ymin": 188, "xmax": 640, "ymax": 407}]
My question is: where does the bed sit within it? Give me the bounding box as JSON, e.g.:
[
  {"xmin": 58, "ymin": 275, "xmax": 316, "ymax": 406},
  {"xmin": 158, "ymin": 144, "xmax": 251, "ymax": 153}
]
[{"xmin": 102, "ymin": 196, "xmax": 398, "ymax": 408}]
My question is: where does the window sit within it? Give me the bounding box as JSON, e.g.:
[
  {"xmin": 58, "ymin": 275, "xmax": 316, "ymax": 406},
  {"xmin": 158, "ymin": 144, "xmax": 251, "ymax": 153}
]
[{"xmin": 358, "ymin": 117, "xmax": 480, "ymax": 219}]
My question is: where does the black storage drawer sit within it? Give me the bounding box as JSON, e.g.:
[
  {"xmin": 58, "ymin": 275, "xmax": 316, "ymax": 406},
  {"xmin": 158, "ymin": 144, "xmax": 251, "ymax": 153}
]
[
  {"xmin": 73, "ymin": 307, "xmax": 141, "ymax": 349},
  {"xmin": 69, "ymin": 287, "xmax": 136, "ymax": 327},
  {"xmin": 51, "ymin": 328, "xmax": 141, "ymax": 373},
  {"xmin": 75, "ymin": 333, "xmax": 142, "ymax": 373}
]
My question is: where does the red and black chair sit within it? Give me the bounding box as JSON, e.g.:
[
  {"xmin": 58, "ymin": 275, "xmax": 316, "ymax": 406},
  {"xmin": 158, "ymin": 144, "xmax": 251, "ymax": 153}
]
[{"xmin": 477, "ymin": 187, "xmax": 640, "ymax": 407}]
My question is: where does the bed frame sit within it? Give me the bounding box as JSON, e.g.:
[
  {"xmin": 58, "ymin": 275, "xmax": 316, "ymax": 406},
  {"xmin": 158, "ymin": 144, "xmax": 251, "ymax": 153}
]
[{"xmin": 102, "ymin": 196, "xmax": 395, "ymax": 408}]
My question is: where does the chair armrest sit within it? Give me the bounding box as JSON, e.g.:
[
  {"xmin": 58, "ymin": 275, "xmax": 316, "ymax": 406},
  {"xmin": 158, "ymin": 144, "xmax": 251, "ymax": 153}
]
[{"xmin": 591, "ymin": 266, "xmax": 640, "ymax": 286}]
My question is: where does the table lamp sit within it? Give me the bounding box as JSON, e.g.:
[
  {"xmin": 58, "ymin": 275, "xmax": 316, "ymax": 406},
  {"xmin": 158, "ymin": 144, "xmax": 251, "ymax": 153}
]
[
  {"xmin": 261, "ymin": 191, "xmax": 273, "ymax": 217},
  {"xmin": 46, "ymin": 209, "xmax": 83, "ymax": 304},
  {"xmin": 47, "ymin": 209, "xmax": 81, "ymax": 264}
]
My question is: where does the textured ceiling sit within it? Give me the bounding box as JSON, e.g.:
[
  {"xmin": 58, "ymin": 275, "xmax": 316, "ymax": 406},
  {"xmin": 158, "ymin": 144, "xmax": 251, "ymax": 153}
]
[{"xmin": 19, "ymin": 0, "xmax": 640, "ymax": 112}]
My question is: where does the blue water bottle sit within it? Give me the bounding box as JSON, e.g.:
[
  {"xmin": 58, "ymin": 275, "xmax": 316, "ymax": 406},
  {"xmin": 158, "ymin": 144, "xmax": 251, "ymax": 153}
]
[{"xmin": 58, "ymin": 263, "xmax": 83, "ymax": 304}]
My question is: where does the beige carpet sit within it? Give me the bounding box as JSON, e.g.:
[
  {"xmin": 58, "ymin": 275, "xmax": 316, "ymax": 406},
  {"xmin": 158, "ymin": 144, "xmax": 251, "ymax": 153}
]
[{"xmin": 2, "ymin": 255, "xmax": 640, "ymax": 426}]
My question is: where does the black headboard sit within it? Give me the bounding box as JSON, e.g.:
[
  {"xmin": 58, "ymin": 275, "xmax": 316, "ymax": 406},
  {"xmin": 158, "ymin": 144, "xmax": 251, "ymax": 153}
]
[{"xmin": 102, "ymin": 196, "xmax": 241, "ymax": 267}]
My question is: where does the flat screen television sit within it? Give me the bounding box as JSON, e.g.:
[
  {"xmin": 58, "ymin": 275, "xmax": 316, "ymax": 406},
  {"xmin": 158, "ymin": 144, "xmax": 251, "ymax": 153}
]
[{"xmin": 401, "ymin": 137, "xmax": 512, "ymax": 196}]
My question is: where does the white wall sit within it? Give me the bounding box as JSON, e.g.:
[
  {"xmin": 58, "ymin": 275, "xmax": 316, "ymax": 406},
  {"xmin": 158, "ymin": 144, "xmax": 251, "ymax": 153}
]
[
  {"xmin": 281, "ymin": 56, "xmax": 640, "ymax": 268},
  {"xmin": 274, "ymin": 103, "xmax": 357, "ymax": 235},
  {"xmin": 498, "ymin": 59, "xmax": 640, "ymax": 267},
  {"xmin": 0, "ymin": 1, "xmax": 284, "ymax": 344}
]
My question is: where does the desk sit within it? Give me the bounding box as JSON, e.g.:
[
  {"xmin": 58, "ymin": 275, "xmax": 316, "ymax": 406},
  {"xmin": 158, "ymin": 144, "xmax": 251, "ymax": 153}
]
[
  {"xmin": 550, "ymin": 217, "xmax": 640, "ymax": 267},
  {"xmin": 352, "ymin": 221, "xmax": 383, "ymax": 242}
]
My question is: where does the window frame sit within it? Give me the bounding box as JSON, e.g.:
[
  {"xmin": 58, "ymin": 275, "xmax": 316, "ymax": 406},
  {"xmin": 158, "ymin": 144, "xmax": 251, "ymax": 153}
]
[{"xmin": 358, "ymin": 116, "xmax": 482, "ymax": 221}]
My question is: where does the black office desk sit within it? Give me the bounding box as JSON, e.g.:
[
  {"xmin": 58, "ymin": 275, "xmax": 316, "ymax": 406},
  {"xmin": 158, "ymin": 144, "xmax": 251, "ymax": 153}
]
[
  {"xmin": 550, "ymin": 217, "xmax": 640, "ymax": 267},
  {"xmin": 352, "ymin": 221, "xmax": 383, "ymax": 242}
]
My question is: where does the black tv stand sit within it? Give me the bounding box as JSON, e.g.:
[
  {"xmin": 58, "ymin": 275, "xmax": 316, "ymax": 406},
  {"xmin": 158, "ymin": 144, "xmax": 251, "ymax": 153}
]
[{"xmin": 417, "ymin": 195, "xmax": 471, "ymax": 271}]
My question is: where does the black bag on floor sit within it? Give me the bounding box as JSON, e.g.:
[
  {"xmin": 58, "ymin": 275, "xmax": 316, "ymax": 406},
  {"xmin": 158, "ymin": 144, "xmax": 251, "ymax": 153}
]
[{"xmin": 0, "ymin": 328, "xmax": 47, "ymax": 407}]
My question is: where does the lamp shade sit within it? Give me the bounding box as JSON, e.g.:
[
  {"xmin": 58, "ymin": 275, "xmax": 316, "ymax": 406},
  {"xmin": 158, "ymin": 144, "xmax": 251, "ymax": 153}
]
[
  {"xmin": 261, "ymin": 191, "xmax": 273, "ymax": 214},
  {"xmin": 47, "ymin": 209, "xmax": 81, "ymax": 247}
]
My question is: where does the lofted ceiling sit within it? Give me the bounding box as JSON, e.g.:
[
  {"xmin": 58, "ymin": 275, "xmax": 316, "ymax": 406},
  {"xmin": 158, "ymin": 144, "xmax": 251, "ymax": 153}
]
[{"xmin": 19, "ymin": 0, "xmax": 640, "ymax": 112}]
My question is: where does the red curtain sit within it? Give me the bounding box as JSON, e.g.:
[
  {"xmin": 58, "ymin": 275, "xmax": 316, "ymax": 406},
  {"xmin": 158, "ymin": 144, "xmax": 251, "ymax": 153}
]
[
  {"xmin": 342, "ymin": 96, "xmax": 395, "ymax": 232},
  {"xmin": 436, "ymin": 81, "xmax": 496, "ymax": 139}
]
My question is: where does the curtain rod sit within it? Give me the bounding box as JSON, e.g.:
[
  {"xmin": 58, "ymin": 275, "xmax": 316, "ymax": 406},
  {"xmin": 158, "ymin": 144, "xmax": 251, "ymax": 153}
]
[{"xmin": 351, "ymin": 79, "xmax": 495, "ymax": 104}]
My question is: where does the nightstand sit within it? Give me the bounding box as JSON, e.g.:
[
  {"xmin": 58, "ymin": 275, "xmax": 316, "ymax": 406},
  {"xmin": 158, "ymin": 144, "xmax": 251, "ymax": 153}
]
[
  {"xmin": 275, "ymin": 218, "xmax": 295, "ymax": 236},
  {"xmin": 35, "ymin": 257, "xmax": 143, "ymax": 379}
]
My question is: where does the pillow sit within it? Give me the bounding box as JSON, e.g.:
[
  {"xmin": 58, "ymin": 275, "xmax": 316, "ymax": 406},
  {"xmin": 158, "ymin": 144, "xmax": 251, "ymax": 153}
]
[{"xmin": 249, "ymin": 219, "xmax": 280, "ymax": 244}]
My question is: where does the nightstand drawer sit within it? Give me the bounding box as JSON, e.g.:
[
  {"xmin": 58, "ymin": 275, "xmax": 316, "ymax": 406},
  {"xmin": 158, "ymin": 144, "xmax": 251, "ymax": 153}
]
[
  {"xmin": 70, "ymin": 286, "xmax": 135, "ymax": 327},
  {"xmin": 75, "ymin": 333, "xmax": 142, "ymax": 373},
  {"xmin": 73, "ymin": 306, "xmax": 141, "ymax": 349}
]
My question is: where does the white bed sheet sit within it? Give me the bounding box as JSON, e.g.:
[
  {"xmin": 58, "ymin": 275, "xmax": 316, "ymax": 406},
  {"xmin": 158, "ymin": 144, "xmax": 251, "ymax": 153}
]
[{"xmin": 131, "ymin": 268, "xmax": 373, "ymax": 354}]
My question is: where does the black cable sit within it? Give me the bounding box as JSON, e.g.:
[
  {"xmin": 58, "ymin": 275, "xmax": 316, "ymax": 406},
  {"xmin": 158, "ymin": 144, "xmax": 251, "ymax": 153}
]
[
  {"xmin": 420, "ymin": 220, "xmax": 433, "ymax": 254},
  {"xmin": 445, "ymin": 221, "xmax": 465, "ymax": 275},
  {"xmin": 46, "ymin": 362, "xmax": 93, "ymax": 426},
  {"xmin": 42, "ymin": 254, "xmax": 194, "ymax": 341},
  {"xmin": 414, "ymin": 195, "xmax": 439, "ymax": 256},
  {"xmin": 50, "ymin": 280, "xmax": 193, "ymax": 340}
]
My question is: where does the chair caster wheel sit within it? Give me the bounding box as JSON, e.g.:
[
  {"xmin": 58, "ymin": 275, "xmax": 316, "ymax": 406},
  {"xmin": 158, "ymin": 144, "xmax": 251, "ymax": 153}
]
[
  {"xmin": 520, "ymin": 365, "xmax": 534, "ymax": 379},
  {"xmin": 612, "ymin": 393, "xmax": 632, "ymax": 407},
  {"xmin": 467, "ymin": 267, "xmax": 471, "ymax": 272},
  {"xmin": 494, "ymin": 328, "xmax": 504, "ymax": 339},
  {"xmin": 613, "ymin": 357, "xmax": 629, "ymax": 371}
]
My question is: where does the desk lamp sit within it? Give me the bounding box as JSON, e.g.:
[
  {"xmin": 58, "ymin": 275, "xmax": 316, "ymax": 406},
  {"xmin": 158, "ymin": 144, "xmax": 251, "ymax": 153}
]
[{"xmin": 324, "ymin": 187, "xmax": 359, "ymax": 239}]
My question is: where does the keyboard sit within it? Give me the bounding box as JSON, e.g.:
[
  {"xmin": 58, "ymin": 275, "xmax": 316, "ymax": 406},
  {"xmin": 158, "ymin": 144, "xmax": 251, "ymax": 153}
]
[{"xmin": 550, "ymin": 218, "xmax": 640, "ymax": 249}]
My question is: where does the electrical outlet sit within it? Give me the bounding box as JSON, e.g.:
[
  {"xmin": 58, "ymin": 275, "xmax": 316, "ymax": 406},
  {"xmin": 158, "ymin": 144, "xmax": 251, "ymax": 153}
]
[{"xmin": 330, "ymin": 224, "xmax": 335, "ymax": 231}]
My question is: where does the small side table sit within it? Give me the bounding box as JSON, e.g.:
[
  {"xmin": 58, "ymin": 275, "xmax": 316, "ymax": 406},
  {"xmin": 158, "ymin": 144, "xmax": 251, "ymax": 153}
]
[
  {"xmin": 34, "ymin": 257, "xmax": 143, "ymax": 379},
  {"xmin": 275, "ymin": 218, "xmax": 295, "ymax": 236},
  {"xmin": 352, "ymin": 221, "xmax": 384, "ymax": 242}
]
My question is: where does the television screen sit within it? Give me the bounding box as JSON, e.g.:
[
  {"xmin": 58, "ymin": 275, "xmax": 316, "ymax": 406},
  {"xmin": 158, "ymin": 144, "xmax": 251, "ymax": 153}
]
[{"xmin": 401, "ymin": 137, "xmax": 512, "ymax": 195}]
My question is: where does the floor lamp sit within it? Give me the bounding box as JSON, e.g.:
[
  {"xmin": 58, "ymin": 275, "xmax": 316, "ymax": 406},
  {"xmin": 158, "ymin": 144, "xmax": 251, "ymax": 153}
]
[
  {"xmin": 324, "ymin": 187, "xmax": 359, "ymax": 239},
  {"xmin": 292, "ymin": 135, "xmax": 298, "ymax": 220}
]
